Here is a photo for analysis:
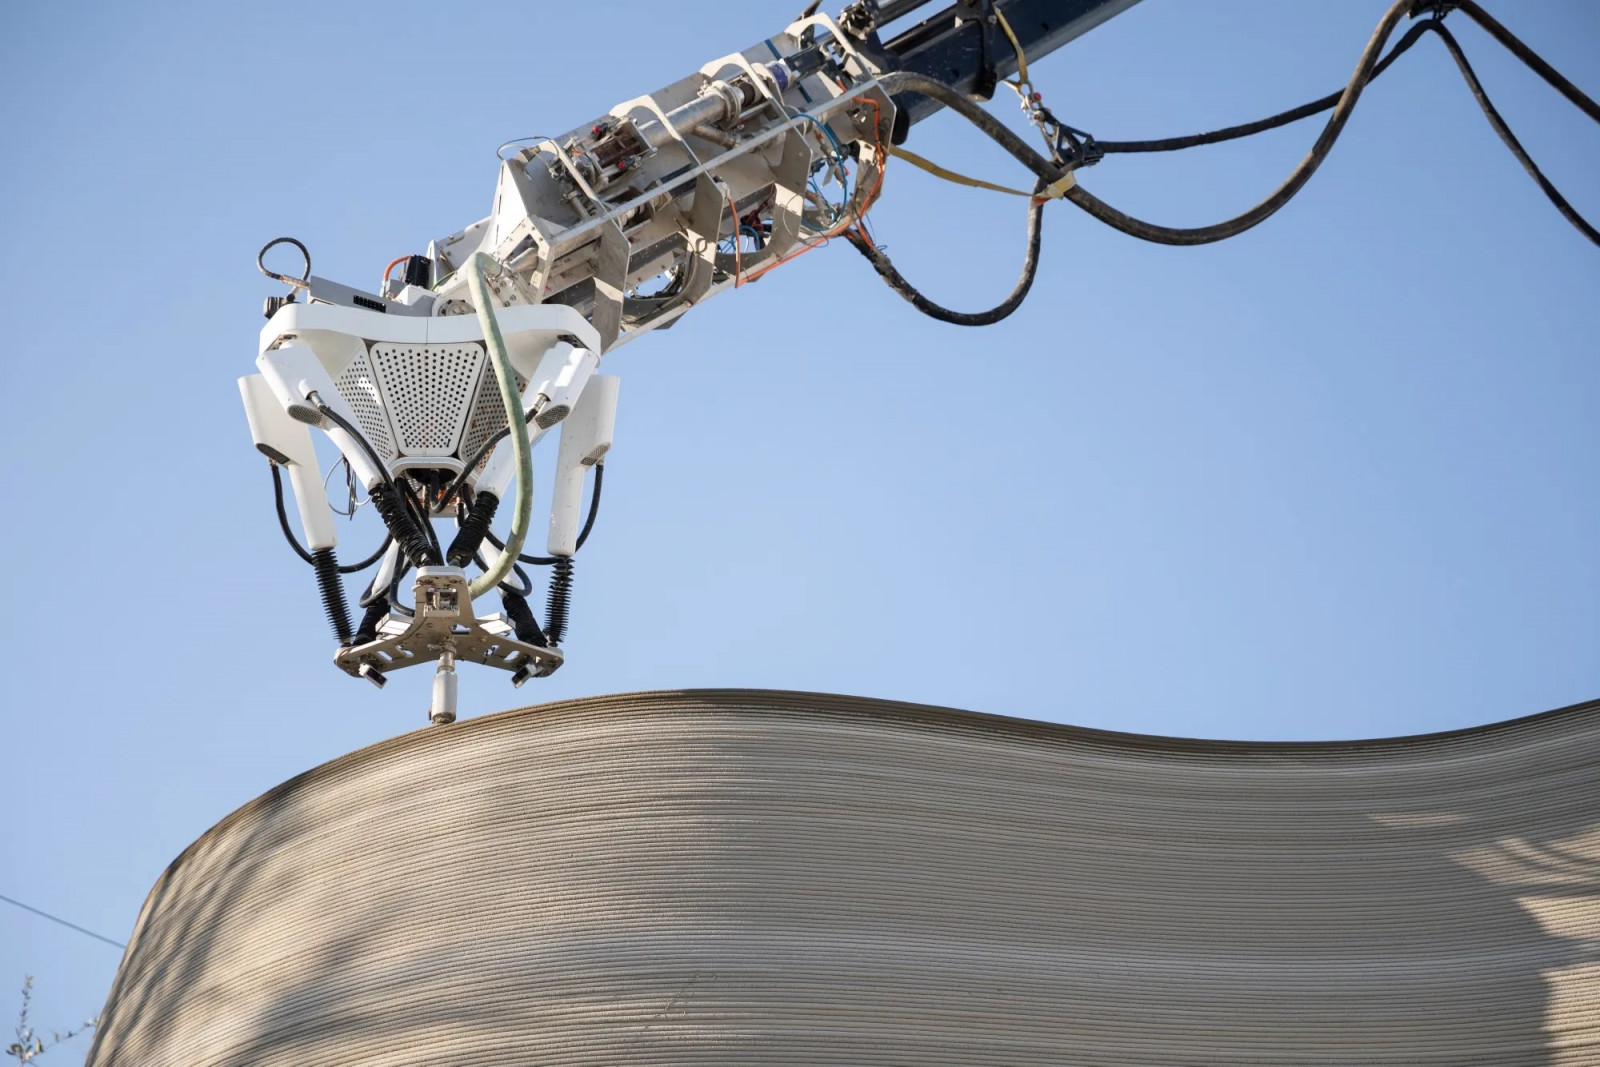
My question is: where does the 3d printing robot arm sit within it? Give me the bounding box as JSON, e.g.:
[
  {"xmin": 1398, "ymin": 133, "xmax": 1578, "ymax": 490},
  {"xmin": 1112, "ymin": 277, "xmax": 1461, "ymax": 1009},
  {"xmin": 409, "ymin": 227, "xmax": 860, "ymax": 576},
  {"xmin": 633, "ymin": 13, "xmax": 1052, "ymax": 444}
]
[
  {"xmin": 242, "ymin": 12, "xmax": 904, "ymax": 723},
  {"xmin": 241, "ymin": 0, "xmax": 1138, "ymax": 722}
]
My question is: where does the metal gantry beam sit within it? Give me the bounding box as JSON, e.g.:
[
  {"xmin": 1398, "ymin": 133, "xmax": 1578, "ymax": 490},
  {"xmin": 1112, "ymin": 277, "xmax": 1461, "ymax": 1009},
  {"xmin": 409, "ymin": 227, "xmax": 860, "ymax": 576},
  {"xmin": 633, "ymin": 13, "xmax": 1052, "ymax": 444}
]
[{"xmin": 877, "ymin": 0, "xmax": 1144, "ymax": 124}]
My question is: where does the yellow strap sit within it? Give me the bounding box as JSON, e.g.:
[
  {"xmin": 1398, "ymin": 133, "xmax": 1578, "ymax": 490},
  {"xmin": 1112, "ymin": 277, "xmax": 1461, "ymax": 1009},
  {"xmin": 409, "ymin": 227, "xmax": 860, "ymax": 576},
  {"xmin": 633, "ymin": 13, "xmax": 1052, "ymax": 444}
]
[
  {"xmin": 888, "ymin": 11, "xmax": 1079, "ymax": 204},
  {"xmin": 890, "ymin": 145, "xmax": 1033, "ymax": 197},
  {"xmin": 889, "ymin": 145, "xmax": 1078, "ymax": 201},
  {"xmin": 993, "ymin": 7, "xmax": 1029, "ymax": 89}
]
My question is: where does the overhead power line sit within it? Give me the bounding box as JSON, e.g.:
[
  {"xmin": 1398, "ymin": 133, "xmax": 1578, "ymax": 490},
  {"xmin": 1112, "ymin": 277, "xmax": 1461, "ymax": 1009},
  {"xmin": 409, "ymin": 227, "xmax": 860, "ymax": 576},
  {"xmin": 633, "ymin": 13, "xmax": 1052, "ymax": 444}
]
[{"xmin": 0, "ymin": 892, "xmax": 126, "ymax": 951}]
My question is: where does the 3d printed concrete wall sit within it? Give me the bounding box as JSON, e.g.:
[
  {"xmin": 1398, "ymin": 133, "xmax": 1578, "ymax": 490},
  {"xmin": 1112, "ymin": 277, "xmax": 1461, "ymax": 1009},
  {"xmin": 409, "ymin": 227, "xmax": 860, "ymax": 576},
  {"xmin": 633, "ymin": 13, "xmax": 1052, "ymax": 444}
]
[{"xmin": 88, "ymin": 690, "xmax": 1600, "ymax": 1064}]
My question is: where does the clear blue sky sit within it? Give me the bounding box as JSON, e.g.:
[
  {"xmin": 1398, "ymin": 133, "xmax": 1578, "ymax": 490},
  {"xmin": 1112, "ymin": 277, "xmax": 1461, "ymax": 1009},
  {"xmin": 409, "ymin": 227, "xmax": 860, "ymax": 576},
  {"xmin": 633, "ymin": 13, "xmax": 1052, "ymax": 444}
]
[{"xmin": 3, "ymin": 0, "xmax": 1596, "ymax": 1048}]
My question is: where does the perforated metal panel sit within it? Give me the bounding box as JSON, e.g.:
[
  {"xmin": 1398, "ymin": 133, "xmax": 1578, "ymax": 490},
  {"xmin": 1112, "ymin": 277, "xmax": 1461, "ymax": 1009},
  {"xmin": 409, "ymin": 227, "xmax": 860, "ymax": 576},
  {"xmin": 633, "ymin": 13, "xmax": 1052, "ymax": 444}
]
[
  {"xmin": 332, "ymin": 350, "xmax": 397, "ymax": 463},
  {"xmin": 369, "ymin": 343, "xmax": 485, "ymax": 457},
  {"xmin": 460, "ymin": 364, "xmax": 528, "ymax": 468}
]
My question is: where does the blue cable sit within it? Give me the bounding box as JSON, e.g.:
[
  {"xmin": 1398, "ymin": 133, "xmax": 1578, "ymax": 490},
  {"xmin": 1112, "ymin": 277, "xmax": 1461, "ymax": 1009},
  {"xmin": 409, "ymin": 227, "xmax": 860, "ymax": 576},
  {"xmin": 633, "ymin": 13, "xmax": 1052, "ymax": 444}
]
[
  {"xmin": 791, "ymin": 112, "xmax": 854, "ymax": 234},
  {"xmin": 789, "ymin": 113, "xmax": 847, "ymax": 167}
]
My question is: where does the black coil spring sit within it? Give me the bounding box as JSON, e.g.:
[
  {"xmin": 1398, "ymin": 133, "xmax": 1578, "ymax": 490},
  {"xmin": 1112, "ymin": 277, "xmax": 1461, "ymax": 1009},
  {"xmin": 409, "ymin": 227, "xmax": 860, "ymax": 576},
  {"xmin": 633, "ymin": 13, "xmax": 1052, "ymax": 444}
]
[
  {"xmin": 447, "ymin": 491, "xmax": 500, "ymax": 567},
  {"xmin": 501, "ymin": 590, "xmax": 548, "ymax": 647},
  {"xmin": 545, "ymin": 556, "xmax": 574, "ymax": 647},
  {"xmin": 370, "ymin": 481, "xmax": 440, "ymax": 567},
  {"xmin": 311, "ymin": 547, "xmax": 354, "ymax": 646}
]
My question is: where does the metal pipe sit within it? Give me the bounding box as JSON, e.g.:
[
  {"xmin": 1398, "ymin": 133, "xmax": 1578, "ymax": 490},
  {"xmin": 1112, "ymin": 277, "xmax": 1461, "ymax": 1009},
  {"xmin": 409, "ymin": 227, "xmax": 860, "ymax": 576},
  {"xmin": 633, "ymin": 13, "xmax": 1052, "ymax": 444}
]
[
  {"xmin": 639, "ymin": 92, "xmax": 734, "ymax": 150},
  {"xmin": 638, "ymin": 78, "xmax": 765, "ymax": 150}
]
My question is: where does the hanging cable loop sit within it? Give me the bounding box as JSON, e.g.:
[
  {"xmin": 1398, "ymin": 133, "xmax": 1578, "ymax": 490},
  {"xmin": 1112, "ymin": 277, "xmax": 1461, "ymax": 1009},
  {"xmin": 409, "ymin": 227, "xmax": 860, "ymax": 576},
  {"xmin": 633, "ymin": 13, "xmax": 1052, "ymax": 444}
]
[
  {"xmin": 1436, "ymin": 0, "xmax": 1600, "ymax": 123},
  {"xmin": 858, "ymin": 0, "xmax": 1595, "ymax": 327},
  {"xmin": 257, "ymin": 236, "xmax": 312, "ymax": 289}
]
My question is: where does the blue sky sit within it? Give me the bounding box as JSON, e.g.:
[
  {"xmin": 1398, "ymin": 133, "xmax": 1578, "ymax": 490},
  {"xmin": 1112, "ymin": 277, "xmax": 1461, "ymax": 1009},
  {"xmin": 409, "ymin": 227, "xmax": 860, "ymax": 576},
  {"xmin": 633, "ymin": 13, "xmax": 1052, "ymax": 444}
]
[{"xmin": 2, "ymin": 0, "xmax": 1596, "ymax": 1048}]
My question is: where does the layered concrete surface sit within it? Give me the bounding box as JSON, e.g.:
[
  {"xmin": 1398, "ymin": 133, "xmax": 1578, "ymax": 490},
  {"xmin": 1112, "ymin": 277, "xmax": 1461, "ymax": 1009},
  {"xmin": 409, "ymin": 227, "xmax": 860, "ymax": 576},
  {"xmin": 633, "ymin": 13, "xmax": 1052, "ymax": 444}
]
[{"xmin": 88, "ymin": 690, "xmax": 1600, "ymax": 1064}]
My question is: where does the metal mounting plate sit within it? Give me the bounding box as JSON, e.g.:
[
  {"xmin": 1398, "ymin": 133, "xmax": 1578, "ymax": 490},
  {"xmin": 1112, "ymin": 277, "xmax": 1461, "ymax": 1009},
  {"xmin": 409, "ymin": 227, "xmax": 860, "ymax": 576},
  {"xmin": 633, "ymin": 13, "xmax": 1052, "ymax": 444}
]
[{"xmin": 333, "ymin": 567, "xmax": 563, "ymax": 683}]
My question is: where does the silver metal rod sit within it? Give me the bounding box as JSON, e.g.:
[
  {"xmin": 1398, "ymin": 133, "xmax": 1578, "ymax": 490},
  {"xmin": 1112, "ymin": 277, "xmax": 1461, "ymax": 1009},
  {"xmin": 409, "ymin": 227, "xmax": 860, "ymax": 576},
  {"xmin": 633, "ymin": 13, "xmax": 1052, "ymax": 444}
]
[{"xmin": 639, "ymin": 92, "xmax": 733, "ymax": 150}]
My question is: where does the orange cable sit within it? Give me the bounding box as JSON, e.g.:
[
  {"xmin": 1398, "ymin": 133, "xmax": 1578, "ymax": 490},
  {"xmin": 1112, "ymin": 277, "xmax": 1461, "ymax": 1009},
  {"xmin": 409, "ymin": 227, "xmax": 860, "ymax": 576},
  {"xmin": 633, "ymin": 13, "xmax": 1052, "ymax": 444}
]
[{"xmin": 382, "ymin": 255, "xmax": 410, "ymax": 290}]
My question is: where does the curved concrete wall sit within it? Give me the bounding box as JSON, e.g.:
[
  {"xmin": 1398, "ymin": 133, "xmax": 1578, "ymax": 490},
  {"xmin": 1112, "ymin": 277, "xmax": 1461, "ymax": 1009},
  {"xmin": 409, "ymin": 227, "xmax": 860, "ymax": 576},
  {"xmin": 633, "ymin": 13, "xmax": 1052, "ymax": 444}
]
[{"xmin": 89, "ymin": 691, "xmax": 1600, "ymax": 1064}]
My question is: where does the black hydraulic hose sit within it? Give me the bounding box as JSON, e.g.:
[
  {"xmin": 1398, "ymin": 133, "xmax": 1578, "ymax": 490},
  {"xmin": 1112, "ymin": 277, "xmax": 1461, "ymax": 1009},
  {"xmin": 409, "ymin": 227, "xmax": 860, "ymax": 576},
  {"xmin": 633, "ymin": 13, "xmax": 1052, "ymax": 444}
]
[
  {"xmin": 271, "ymin": 463, "xmax": 317, "ymax": 565},
  {"xmin": 1062, "ymin": 0, "xmax": 1416, "ymax": 246},
  {"xmin": 879, "ymin": 70, "xmax": 1063, "ymax": 184},
  {"xmin": 326, "ymin": 416, "xmax": 433, "ymax": 568},
  {"xmin": 876, "ymin": 43, "xmax": 1411, "ymax": 305},
  {"xmin": 484, "ymin": 463, "xmax": 606, "ymax": 566},
  {"xmin": 257, "ymin": 236, "xmax": 311, "ymax": 288},
  {"xmin": 845, "ymin": 188, "xmax": 1045, "ymax": 326},
  {"xmin": 371, "ymin": 481, "xmax": 441, "ymax": 567},
  {"xmin": 311, "ymin": 398, "xmax": 439, "ymax": 565},
  {"xmin": 500, "ymin": 589, "xmax": 549, "ymax": 647},
  {"xmin": 1448, "ymin": 0, "xmax": 1600, "ymax": 125},
  {"xmin": 339, "ymin": 535, "xmax": 393, "ymax": 574},
  {"xmin": 573, "ymin": 462, "xmax": 604, "ymax": 554},
  {"xmin": 448, "ymin": 490, "xmax": 501, "ymax": 567},
  {"xmin": 1097, "ymin": 21, "xmax": 1433, "ymax": 155},
  {"xmin": 314, "ymin": 402, "xmax": 391, "ymax": 490},
  {"xmin": 850, "ymin": 70, "xmax": 1066, "ymax": 326},
  {"xmin": 272, "ymin": 463, "xmax": 394, "ymax": 572},
  {"xmin": 386, "ymin": 557, "xmax": 415, "ymax": 618},
  {"xmin": 352, "ymin": 598, "xmax": 389, "ymax": 646},
  {"xmin": 398, "ymin": 478, "xmax": 443, "ymax": 561},
  {"xmin": 861, "ymin": 3, "xmax": 1596, "ymax": 321},
  {"xmin": 1422, "ymin": 20, "xmax": 1599, "ymax": 246}
]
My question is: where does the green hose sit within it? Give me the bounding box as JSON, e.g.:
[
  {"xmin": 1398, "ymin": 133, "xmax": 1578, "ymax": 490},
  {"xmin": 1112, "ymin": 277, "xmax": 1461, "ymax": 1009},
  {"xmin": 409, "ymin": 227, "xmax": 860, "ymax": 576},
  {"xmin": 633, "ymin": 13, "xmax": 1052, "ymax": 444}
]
[{"xmin": 464, "ymin": 253, "xmax": 533, "ymax": 599}]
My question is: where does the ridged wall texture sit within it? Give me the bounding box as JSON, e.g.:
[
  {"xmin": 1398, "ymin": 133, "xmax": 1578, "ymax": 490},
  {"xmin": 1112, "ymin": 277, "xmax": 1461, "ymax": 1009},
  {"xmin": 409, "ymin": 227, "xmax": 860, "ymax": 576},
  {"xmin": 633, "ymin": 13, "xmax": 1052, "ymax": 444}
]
[{"xmin": 88, "ymin": 690, "xmax": 1600, "ymax": 1064}]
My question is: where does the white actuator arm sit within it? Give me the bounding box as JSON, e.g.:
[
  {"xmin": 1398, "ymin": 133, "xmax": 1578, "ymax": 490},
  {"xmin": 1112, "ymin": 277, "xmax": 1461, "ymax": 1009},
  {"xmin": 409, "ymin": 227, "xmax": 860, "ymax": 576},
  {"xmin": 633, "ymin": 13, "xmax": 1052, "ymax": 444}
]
[
  {"xmin": 548, "ymin": 375, "xmax": 619, "ymax": 557},
  {"xmin": 255, "ymin": 343, "xmax": 387, "ymax": 489},
  {"xmin": 476, "ymin": 341, "xmax": 600, "ymax": 500},
  {"xmin": 239, "ymin": 373, "xmax": 337, "ymax": 552}
]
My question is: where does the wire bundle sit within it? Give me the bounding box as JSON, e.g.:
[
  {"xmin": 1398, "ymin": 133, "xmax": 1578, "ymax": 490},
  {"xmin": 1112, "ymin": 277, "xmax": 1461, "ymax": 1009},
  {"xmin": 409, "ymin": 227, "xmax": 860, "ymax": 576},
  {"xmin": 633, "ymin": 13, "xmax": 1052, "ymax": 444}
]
[{"xmin": 858, "ymin": 0, "xmax": 1598, "ymax": 325}]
